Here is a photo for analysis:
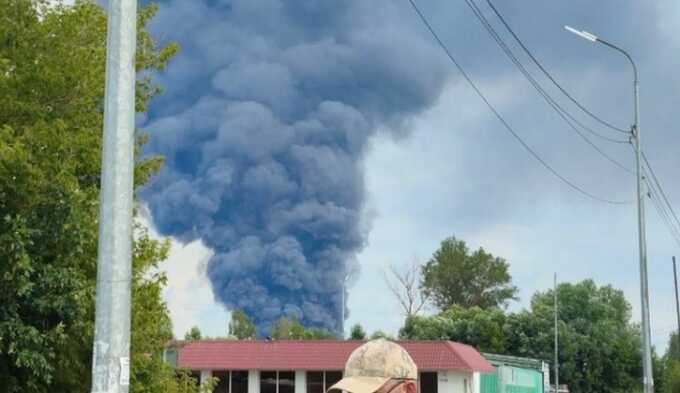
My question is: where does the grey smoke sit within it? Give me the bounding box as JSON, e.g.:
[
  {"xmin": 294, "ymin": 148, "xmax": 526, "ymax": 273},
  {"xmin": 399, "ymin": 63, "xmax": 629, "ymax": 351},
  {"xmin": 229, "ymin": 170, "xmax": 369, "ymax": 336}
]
[{"xmin": 141, "ymin": 0, "xmax": 450, "ymax": 334}]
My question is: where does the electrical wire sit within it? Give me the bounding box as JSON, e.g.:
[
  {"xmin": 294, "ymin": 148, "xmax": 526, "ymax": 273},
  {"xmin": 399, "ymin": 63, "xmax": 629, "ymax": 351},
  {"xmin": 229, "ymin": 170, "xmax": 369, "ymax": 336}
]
[
  {"xmin": 406, "ymin": 0, "xmax": 632, "ymax": 205},
  {"xmin": 641, "ymin": 158, "xmax": 680, "ymax": 248},
  {"xmin": 484, "ymin": 0, "xmax": 630, "ymax": 134},
  {"xmin": 646, "ymin": 175, "xmax": 680, "ymax": 248},
  {"xmin": 643, "ymin": 152, "xmax": 680, "ymax": 233},
  {"xmin": 466, "ymin": 0, "xmax": 629, "ymax": 144},
  {"xmin": 462, "ymin": 0, "xmax": 633, "ymax": 175}
]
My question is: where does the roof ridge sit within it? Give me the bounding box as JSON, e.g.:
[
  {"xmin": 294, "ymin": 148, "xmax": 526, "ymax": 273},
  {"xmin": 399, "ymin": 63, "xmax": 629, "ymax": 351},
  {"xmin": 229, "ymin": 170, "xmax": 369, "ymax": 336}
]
[{"xmin": 444, "ymin": 341, "xmax": 473, "ymax": 371}]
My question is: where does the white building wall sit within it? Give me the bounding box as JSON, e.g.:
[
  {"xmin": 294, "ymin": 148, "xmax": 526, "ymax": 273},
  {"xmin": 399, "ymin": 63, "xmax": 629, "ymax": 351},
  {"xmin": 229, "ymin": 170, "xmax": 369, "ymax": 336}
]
[
  {"xmin": 437, "ymin": 370, "xmax": 476, "ymax": 393},
  {"xmin": 249, "ymin": 370, "xmax": 261, "ymax": 393},
  {"xmin": 472, "ymin": 372, "xmax": 480, "ymax": 393},
  {"xmin": 201, "ymin": 370, "xmax": 213, "ymax": 386},
  {"xmin": 296, "ymin": 371, "xmax": 307, "ymax": 393}
]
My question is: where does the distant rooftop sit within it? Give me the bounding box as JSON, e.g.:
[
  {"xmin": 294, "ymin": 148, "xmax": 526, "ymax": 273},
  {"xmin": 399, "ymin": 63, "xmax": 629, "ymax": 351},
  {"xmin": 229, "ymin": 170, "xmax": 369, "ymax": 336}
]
[
  {"xmin": 482, "ymin": 353, "xmax": 547, "ymax": 371},
  {"xmin": 171, "ymin": 340, "xmax": 495, "ymax": 373}
]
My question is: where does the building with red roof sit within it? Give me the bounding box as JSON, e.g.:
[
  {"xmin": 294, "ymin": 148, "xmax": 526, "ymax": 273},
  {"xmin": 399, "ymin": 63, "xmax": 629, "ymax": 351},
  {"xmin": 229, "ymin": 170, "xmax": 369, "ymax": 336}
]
[{"xmin": 165, "ymin": 340, "xmax": 495, "ymax": 393}]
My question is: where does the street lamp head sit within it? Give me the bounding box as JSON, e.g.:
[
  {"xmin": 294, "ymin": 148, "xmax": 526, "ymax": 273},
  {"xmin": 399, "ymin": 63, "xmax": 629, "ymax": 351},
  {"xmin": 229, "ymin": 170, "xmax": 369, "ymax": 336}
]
[{"xmin": 564, "ymin": 25, "xmax": 598, "ymax": 42}]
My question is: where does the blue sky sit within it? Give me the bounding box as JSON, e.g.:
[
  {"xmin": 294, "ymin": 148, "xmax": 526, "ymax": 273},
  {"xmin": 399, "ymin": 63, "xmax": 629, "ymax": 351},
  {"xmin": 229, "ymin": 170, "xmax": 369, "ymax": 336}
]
[{"xmin": 131, "ymin": 0, "xmax": 680, "ymax": 350}]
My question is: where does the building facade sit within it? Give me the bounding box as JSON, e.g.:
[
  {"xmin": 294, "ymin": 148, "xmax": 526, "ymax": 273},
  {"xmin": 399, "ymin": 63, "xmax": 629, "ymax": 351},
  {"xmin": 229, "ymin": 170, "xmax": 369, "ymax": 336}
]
[{"xmin": 165, "ymin": 340, "xmax": 495, "ymax": 393}]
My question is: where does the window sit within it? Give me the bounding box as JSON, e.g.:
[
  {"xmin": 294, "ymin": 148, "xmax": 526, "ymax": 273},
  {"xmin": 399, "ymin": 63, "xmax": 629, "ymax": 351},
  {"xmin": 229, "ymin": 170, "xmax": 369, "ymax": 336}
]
[
  {"xmin": 307, "ymin": 371, "xmax": 344, "ymax": 393},
  {"xmin": 279, "ymin": 371, "xmax": 295, "ymax": 393},
  {"xmin": 189, "ymin": 371, "xmax": 201, "ymax": 385},
  {"xmin": 261, "ymin": 371, "xmax": 295, "ymax": 393},
  {"xmin": 232, "ymin": 371, "xmax": 249, "ymax": 393},
  {"xmin": 307, "ymin": 371, "xmax": 324, "ymax": 393},
  {"xmin": 325, "ymin": 371, "xmax": 342, "ymax": 389},
  {"xmin": 213, "ymin": 371, "xmax": 250, "ymax": 393},
  {"xmin": 419, "ymin": 372, "xmax": 438, "ymax": 393},
  {"xmin": 261, "ymin": 371, "xmax": 278, "ymax": 393},
  {"xmin": 214, "ymin": 371, "xmax": 230, "ymax": 393}
]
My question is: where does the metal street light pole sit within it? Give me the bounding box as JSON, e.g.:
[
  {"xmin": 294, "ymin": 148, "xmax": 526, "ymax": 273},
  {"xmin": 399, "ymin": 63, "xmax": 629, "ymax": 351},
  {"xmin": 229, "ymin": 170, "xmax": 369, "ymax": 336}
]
[
  {"xmin": 554, "ymin": 273, "xmax": 559, "ymax": 393},
  {"xmin": 565, "ymin": 26, "xmax": 653, "ymax": 393},
  {"xmin": 674, "ymin": 256, "xmax": 680, "ymax": 338},
  {"xmin": 91, "ymin": 0, "xmax": 137, "ymax": 392}
]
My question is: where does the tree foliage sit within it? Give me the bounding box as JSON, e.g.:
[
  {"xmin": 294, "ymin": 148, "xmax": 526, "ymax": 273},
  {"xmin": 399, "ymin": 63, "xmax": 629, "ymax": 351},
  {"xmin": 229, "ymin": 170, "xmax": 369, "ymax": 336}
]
[
  {"xmin": 349, "ymin": 324, "xmax": 367, "ymax": 340},
  {"xmin": 269, "ymin": 317, "xmax": 336, "ymax": 340},
  {"xmin": 0, "ymin": 1, "xmax": 199, "ymax": 392},
  {"xmin": 369, "ymin": 330, "xmax": 394, "ymax": 340},
  {"xmin": 667, "ymin": 333, "xmax": 680, "ymax": 362},
  {"xmin": 400, "ymin": 306, "xmax": 507, "ymax": 353},
  {"xmin": 401, "ymin": 280, "xmax": 642, "ymax": 393},
  {"xmin": 229, "ymin": 309, "xmax": 257, "ymax": 340},
  {"xmin": 662, "ymin": 360, "xmax": 680, "ymax": 393},
  {"xmin": 184, "ymin": 326, "xmax": 203, "ymax": 341},
  {"xmin": 421, "ymin": 237, "xmax": 518, "ymax": 310},
  {"xmin": 659, "ymin": 333, "xmax": 680, "ymax": 393}
]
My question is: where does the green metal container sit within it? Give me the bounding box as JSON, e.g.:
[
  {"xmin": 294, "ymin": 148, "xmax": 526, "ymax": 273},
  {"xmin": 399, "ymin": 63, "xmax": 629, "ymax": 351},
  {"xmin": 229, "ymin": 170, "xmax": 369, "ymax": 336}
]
[
  {"xmin": 481, "ymin": 366, "xmax": 543, "ymax": 393},
  {"xmin": 481, "ymin": 353, "xmax": 546, "ymax": 393}
]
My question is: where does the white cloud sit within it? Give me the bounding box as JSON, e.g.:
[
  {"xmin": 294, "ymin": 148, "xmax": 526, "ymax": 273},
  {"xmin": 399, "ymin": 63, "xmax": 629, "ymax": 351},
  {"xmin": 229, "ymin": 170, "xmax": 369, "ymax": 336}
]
[
  {"xmin": 139, "ymin": 210, "xmax": 230, "ymax": 339},
  {"xmin": 347, "ymin": 75, "xmax": 519, "ymax": 336}
]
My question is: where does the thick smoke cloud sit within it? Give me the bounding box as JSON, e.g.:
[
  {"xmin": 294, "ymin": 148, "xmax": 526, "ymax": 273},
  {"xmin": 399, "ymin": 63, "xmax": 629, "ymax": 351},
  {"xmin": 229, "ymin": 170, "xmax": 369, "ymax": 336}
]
[{"xmin": 142, "ymin": 0, "xmax": 450, "ymax": 333}]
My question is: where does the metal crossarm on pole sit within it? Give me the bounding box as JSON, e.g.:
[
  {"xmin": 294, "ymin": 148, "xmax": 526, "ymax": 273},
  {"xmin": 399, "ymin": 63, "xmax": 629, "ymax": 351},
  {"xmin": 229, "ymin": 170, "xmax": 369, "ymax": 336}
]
[{"xmin": 91, "ymin": 1, "xmax": 137, "ymax": 392}]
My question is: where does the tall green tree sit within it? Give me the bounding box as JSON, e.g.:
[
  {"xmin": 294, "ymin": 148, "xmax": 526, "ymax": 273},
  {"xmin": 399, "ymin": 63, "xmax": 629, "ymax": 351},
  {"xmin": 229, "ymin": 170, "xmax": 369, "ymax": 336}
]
[
  {"xmin": 0, "ymin": 1, "xmax": 202, "ymax": 392},
  {"xmin": 349, "ymin": 324, "xmax": 367, "ymax": 340},
  {"xmin": 269, "ymin": 317, "xmax": 335, "ymax": 340},
  {"xmin": 228, "ymin": 309, "xmax": 257, "ymax": 340},
  {"xmin": 400, "ymin": 306, "xmax": 508, "ymax": 353},
  {"xmin": 369, "ymin": 330, "xmax": 394, "ymax": 340},
  {"xmin": 420, "ymin": 237, "xmax": 518, "ymax": 310},
  {"xmin": 184, "ymin": 326, "xmax": 203, "ymax": 341},
  {"xmin": 667, "ymin": 333, "xmax": 680, "ymax": 362},
  {"xmin": 659, "ymin": 333, "xmax": 680, "ymax": 393},
  {"xmin": 662, "ymin": 361, "xmax": 680, "ymax": 393},
  {"xmin": 401, "ymin": 280, "xmax": 643, "ymax": 393}
]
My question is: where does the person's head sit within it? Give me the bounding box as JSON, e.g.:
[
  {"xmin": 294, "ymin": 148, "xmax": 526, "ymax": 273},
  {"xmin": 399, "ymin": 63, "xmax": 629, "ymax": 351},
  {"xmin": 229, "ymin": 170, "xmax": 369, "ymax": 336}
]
[{"xmin": 329, "ymin": 339, "xmax": 418, "ymax": 393}]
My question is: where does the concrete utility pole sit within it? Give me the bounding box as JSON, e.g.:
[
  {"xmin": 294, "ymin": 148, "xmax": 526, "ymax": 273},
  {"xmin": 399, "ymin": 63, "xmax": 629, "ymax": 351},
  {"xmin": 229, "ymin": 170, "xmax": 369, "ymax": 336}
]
[
  {"xmin": 91, "ymin": 0, "xmax": 137, "ymax": 392},
  {"xmin": 554, "ymin": 273, "xmax": 559, "ymax": 393},
  {"xmin": 566, "ymin": 26, "xmax": 653, "ymax": 393}
]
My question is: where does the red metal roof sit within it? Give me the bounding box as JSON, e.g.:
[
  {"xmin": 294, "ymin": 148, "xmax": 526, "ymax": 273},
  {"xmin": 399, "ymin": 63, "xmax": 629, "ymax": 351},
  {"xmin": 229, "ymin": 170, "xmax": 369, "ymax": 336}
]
[{"xmin": 175, "ymin": 340, "xmax": 494, "ymax": 373}]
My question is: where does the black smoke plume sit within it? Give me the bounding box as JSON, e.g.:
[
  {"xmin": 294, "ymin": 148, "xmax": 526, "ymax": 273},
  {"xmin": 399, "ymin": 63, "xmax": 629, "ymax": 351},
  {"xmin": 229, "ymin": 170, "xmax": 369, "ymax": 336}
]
[{"xmin": 142, "ymin": 0, "xmax": 450, "ymax": 334}]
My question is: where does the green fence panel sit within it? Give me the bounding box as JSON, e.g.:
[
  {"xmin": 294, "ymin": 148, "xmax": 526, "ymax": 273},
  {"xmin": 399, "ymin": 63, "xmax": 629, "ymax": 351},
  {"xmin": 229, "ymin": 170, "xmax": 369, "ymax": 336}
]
[
  {"xmin": 482, "ymin": 365, "xmax": 543, "ymax": 393},
  {"xmin": 481, "ymin": 372, "xmax": 499, "ymax": 393},
  {"xmin": 502, "ymin": 367, "xmax": 542, "ymax": 393}
]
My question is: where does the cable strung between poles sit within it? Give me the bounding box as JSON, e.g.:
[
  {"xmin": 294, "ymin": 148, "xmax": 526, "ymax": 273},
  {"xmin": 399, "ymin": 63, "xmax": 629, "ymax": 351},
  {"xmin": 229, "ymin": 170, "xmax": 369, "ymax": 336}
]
[
  {"xmin": 643, "ymin": 151, "xmax": 680, "ymax": 233},
  {"xmin": 463, "ymin": 0, "xmax": 633, "ymax": 175},
  {"xmin": 485, "ymin": 0, "xmax": 630, "ymax": 134},
  {"xmin": 405, "ymin": 0, "xmax": 632, "ymax": 205},
  {"xmin": 645, "ymin": 175, "xmax": 680, "ymax": 247}
]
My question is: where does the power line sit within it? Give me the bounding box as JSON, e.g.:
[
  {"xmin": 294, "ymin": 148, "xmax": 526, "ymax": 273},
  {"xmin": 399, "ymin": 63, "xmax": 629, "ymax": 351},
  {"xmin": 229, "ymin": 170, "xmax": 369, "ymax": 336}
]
[
  {"xmin": 462, "ymin": 0, "xmax": 633, "ymax": 175},
  {"xmin": 466, "ymin": 0, "xmax": 629, "ymax": 145},
  {"xmin": 645, "ymin": 170, "xmax": 680, "ymax": 245},
  {"xmin": 644, "ymin": 174, "xmax": 680, "ymax": 246},
  {"xmin": 643, "ymin": 152, "xmax": 680, "ymax": 233},
  {"xmin": 646, "ymin": 178, "xmax": 680, "ymax": 245},
  {"xmin": 626, "ymin": 139, "xmax": 680, "ymax": 248},
  {"xmin": 405, "ymin": 0, "xmax": 632, "ymax": 205},
  {"xmin": 484, "ymin": 0, "xmax": 630, "ymax": 135}
]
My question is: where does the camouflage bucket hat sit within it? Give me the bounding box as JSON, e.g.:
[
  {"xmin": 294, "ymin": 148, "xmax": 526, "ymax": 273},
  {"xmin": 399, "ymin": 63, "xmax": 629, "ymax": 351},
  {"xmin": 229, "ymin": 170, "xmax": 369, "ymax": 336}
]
[{"xmin": 328, "ymin": 339, "xmax": 418, "ymax": 393}]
